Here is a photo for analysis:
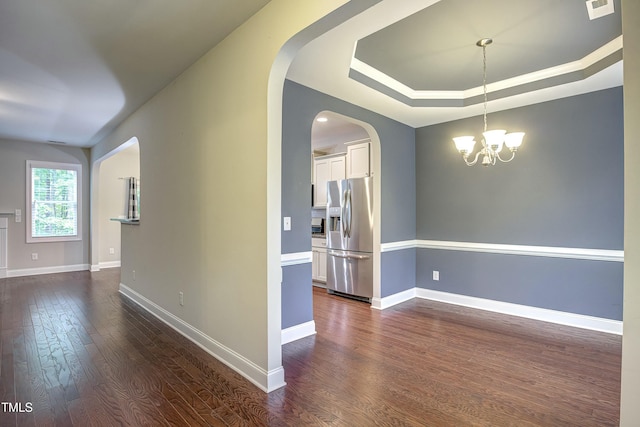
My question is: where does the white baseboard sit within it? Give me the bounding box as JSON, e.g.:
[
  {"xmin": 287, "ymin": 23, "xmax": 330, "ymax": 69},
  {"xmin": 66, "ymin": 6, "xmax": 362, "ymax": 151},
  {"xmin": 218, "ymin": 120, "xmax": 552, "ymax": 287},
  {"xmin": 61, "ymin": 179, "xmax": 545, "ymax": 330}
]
[
  {"xmin": 416, "ymin": 288, "xmax": 623, "ymax": 335},
  {"xmin": 371, "ymin": 288, "xmax": 416, "ymax": 310},
  {"xmin": 90, "ymin": 264, "xmax": 101, "ymax": 272},
  {"xmin": 7, "ymin": 263, "xmax": 90, "ymax": 278},
  {"xmin": 119, "ymin": 283, "xmax": 286, "ymax": 393},
  {"xmin": 281, "ymin": 320, "xmax": 316, "ymax": 344},
  {"xmin": 0, "ymin": 268, "xmax": 6, "ymax": 279},
  {"xmin": 99, "ymin": 261, "xmax": 121, "ymax": 269}
]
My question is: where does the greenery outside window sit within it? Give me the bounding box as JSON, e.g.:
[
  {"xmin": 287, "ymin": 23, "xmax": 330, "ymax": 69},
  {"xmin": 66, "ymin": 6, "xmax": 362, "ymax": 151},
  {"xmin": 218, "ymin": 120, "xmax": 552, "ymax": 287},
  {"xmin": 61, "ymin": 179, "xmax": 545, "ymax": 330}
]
[{"xmin": 26, "ymin": 160, "xmax": 82, "ymax": 243}]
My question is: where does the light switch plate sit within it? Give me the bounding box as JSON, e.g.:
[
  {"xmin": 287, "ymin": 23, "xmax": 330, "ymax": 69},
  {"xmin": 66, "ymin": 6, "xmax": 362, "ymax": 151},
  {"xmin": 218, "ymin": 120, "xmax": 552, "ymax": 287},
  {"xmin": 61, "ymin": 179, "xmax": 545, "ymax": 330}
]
[
  {"xmin": 586, "ymin": 0, "xmax": 614, "ymax": 20},
  {"xmin": 15, "ymin": 209, "xmax": 21, "ymax": 222},
  {"xmin": 283, "ymin": 217, "xmax": 291, "ymax": 231}
]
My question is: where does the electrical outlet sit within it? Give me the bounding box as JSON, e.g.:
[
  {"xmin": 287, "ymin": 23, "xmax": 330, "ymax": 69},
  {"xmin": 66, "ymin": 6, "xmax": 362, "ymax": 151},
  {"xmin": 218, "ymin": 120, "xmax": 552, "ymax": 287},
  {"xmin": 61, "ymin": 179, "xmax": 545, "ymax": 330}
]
[
  {"xmin": 31, "ymin": 253, "xmax": 38, "ymax": 261},
  {"xmin": 132, "ymin": 270, "xmax": 136, "ymax": 280},
  {"xmin": 283, "ymin": 216, "xmax": 291, "ymax": 231},
  {"xmin": 109, "ymin": 247, "xmax": 115, "ymax": 255},
  {"xmin": 179, "ymin": 292, "xmax": 184, "ymax": 306},
  {"xmin": 432, "ymin": 270, "xmax": 439, "ymax": 281},
  {"xmin": 15, "ymin": 209, "xmax": 21, "ymax": 223}
]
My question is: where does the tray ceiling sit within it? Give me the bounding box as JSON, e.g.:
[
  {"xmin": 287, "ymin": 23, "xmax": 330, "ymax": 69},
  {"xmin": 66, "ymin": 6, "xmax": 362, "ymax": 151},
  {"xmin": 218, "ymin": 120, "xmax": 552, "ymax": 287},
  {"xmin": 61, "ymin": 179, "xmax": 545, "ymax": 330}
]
[
  {"xmin": 354, "ymin": 0, "xmax": 621, "ymax": 91},
  {"xmin": 287, "ymin": 0, "xmax": 623, "ymax": 127}
]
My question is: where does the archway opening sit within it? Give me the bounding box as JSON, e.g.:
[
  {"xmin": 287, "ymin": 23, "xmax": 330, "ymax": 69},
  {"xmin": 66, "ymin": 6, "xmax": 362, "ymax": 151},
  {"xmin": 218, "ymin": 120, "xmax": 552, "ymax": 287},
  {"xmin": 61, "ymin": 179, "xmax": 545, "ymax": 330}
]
[
  {"xmin": 90, "ymin": 136, "xmax": 140, "ymax": 272},
  {"xmin": 311, "ymin": 111, "xmax": 377, "ymax": 300}
]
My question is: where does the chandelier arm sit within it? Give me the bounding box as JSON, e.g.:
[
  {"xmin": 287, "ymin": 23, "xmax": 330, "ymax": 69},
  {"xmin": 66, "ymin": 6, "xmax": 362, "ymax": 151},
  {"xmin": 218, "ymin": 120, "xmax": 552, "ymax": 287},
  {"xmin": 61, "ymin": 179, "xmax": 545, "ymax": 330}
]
[
  {"xmin": 463, "ymin": 151, "xmax": 482, "ymax": 166},
  {"xmin": 496, "ymin": 150, "xmax": 516, "ymax": 163}
]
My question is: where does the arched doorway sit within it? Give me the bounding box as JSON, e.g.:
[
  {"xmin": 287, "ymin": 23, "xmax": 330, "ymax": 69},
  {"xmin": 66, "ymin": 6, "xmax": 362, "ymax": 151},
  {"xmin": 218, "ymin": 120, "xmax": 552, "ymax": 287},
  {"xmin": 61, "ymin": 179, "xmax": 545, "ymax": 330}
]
[
  {"xmin": 90, "ymin": 136, "xmax": 140, "ymax": 272},
  {"xmin": 310, "ymin": 111, "xmax": 382, "ymax": 301}
]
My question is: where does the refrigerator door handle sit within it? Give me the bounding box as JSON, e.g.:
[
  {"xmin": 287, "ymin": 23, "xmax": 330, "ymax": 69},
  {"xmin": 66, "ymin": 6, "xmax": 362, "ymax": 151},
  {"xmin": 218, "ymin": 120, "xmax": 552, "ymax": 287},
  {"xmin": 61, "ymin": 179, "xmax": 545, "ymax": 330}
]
[
  {"xmin": 328, "ymin": 250, "xmax": 371, "ymax": 260},
  {"xmin": 346, "ymin": 187, "xmax": 352, "ymax": 238},
  {"xmin": 343, "ymin": 188, "xmax": 351, "ymax": 237},
  {"xmin": 341, "ymin": 188, "xmax": 348, "ymax": 238}
]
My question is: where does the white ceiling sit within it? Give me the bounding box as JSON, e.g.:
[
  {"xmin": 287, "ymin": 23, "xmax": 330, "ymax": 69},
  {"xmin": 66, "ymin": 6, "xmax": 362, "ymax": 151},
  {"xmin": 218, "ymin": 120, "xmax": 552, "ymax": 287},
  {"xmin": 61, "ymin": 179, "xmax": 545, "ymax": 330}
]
[
  {"xmin": 0, "ymin": 0, "xmax": 270, "ymax": 147},
  {"xmin": 0, "ymin": 0, "xmax": 623, "ymax": 148},
  {"xmin": 311, "ymin": 111, "xmax": 370, "ymax": 151}
]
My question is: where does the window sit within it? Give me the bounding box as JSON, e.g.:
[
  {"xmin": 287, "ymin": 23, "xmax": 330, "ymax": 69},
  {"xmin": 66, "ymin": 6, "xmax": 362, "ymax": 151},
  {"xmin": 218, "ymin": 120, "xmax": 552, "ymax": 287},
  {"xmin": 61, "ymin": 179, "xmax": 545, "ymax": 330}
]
[{"xmin": 26, "ymin": 160, "xmax": 82, "ymax": 243}]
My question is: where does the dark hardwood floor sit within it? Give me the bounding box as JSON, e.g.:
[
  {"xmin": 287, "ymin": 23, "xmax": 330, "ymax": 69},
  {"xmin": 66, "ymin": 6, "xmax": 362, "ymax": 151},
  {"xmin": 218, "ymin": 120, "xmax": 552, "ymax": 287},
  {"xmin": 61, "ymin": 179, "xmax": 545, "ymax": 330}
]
[{"xmin": 0, "ymin": 269, "xmax": 621, "ymax": 426}]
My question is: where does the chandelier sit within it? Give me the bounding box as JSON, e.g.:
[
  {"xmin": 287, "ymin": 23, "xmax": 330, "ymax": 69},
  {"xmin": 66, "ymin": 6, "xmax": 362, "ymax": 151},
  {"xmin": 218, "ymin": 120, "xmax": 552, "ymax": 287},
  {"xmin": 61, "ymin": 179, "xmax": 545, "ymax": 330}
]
[{"xmin": 453, "ymin": 38, "xmax": 525, "ymax": 166}]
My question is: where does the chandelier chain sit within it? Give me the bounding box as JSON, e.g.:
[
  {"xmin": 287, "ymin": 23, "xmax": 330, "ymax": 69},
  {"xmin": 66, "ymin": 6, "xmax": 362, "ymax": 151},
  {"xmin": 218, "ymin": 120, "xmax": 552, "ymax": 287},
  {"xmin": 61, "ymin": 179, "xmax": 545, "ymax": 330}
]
[
  {"xmin": 451, "ymin": 37, "xmax": 525, "ymax": 166},
  {"xmin": 482, "ymin": 44, "xmax": 488, "ymax": 133}
]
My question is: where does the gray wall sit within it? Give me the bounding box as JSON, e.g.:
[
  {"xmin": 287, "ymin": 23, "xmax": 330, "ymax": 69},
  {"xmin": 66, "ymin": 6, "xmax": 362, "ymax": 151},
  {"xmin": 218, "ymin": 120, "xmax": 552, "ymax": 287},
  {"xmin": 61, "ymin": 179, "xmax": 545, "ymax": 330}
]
[
  {"xmin": 416, "ymin": 87, "xmax": 623, "ymax": 248},
  {"xmin": 0, "ymin": 139, "xmax": 90, "ymax": 271},
  {"xmin": 416, "ymin": 249, "xmax": 622, "ymax": 320},
  {"xmin": 282, "ymin": 263, "xmax": 313, "ymax": 329},
  {"xmin": 415, "ymin": 87, "xmax": 624, "ymax": 319},
  {"xmin": 281, "ymin": 79, "xmax": 416, "ymax": 324},
  {"xmin": 381, "ymin": 249, "xmax": 416, "ymax": 298}
]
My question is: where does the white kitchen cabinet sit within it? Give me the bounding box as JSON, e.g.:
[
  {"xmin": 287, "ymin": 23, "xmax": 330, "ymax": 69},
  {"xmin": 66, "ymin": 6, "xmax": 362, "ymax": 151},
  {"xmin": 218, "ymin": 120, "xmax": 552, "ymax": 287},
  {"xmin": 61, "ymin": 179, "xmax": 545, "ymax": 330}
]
[
  {"xmin": 317, "ymin": 248, "xmax": 327, "ymax": 282},
  {"xmin": 312, "ymin": 237, "xmax": 327, "ymax": 283},
  {"xmin": 346, "ymin": 140, "xmax": 371, "ymax": 178},
  {"xmin": 313, "ymin": 154, "xmax": 345, "ymax": 207},
  {"xmin": 312, "ymin": 247, "xmax": 327, "ymax": 283},
  {"xmin": 314, "ymin": 160, "xmax": 330, "ymax": 207}
]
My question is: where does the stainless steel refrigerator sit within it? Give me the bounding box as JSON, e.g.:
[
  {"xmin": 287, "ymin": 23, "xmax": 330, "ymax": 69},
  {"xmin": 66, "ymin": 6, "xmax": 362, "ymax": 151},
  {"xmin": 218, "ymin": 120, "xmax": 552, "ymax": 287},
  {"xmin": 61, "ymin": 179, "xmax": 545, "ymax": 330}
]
[{"xmin": 326, "ymin": 177, "xmax": 373, "ymax": 301}]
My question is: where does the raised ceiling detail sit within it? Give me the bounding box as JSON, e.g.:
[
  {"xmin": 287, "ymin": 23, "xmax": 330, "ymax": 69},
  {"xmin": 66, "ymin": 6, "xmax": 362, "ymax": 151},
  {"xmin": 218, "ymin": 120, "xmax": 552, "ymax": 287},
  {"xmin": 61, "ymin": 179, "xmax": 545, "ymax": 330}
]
[
  {"xmin": 349, "ymin": 38, "xmax": 622, "ymax": 108},
  {"xmin": 347, "ymin": 0, "xmax": 622, "ymax": 108}
]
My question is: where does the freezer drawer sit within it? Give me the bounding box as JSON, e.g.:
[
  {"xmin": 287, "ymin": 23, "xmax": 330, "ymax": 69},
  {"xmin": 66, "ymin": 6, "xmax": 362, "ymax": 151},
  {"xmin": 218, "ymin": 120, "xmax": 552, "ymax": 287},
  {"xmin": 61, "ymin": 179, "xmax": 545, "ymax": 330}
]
[{"xmin": 326, "ymin": 250, "xmax": 373, "ymax": 299}]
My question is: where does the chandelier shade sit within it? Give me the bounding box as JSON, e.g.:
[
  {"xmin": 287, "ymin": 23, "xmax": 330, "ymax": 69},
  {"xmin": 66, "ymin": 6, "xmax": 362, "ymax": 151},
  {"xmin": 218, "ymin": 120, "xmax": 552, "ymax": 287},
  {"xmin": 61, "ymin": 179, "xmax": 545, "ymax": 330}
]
[
  {"xmin": 453, "ymin": 136, "xmax": 476, "ymax": 154},
  {"xmin": 453, "ymin": 38, "xmax": 525, "ymax": 167},
  {"xmin": 483, "ymin": 129, "xmax": 506, "ymax": 151},
  {"xmin": 504, "ymin": 132, "xmax": 525, "ymax": 150}
]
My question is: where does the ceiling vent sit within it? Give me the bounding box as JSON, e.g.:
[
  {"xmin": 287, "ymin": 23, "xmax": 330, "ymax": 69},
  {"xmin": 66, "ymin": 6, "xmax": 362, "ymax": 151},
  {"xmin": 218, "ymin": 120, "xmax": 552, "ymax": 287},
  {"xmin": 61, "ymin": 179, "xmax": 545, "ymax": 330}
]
[{"xmin": 586, "ymin": 0, "xmax": 615, "ymax": 20}]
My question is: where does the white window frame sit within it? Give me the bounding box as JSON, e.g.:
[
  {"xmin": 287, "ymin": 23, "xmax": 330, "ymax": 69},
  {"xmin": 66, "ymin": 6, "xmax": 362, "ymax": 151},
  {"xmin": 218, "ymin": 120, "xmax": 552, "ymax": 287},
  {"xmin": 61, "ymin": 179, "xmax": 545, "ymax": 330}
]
[{"xmin": 26, "ymin": 160, "xmax": 82, "ymax": 243}]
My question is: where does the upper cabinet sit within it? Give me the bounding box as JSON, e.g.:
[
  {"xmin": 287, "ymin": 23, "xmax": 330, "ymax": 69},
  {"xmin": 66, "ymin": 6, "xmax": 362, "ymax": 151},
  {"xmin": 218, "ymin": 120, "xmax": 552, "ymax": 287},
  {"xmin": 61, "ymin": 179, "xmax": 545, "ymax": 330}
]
[
  {"xmin": 312, "ymin": 139, "xmax": 370, "ymax": 207},
  {"xmin": 313, "ymin": 154, "xmax": 346, "ymax": 207},
  {"xmin": 313, "ymin": 139, "xmax": 371, "ymax": 208},
  {"xmin": 346, "ymin": 139, "xmax": 371, "ymax": 178}
]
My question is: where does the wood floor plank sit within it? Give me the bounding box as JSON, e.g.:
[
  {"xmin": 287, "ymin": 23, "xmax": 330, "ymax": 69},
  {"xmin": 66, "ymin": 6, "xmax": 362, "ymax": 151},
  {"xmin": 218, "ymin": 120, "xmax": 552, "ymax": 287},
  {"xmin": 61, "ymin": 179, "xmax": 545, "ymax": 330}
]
[
  {"xmin": 1, "ymin": 328, "xmax": 18, "ymax": 427},
  {"xmin": 0, "ymin": 270, "xmax": 621, "ymax": 426},
  {"xmin": 13, "ymin": 330, "xmax": 36, "ymax": 427}
]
